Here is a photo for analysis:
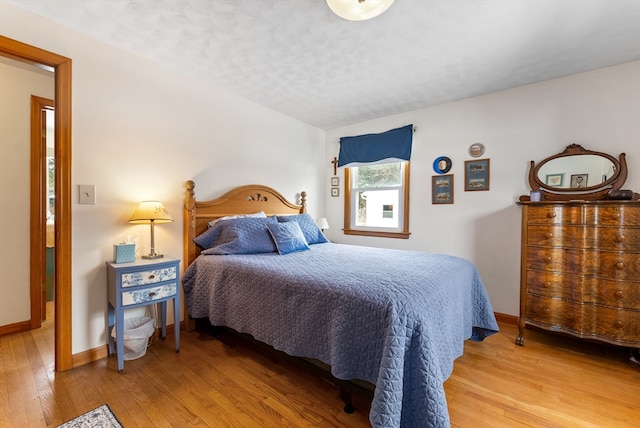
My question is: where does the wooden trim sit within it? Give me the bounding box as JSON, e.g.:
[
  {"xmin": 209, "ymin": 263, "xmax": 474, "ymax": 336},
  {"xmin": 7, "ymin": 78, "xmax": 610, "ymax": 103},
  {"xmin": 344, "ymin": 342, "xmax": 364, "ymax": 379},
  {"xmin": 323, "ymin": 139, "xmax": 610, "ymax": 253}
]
[
  {"xmin": 343, "ymin": 162, "xmax": 411, "ymax": 238},
  {"xmin": 54, "ymin": 57, "xmax": 72, "ymax": 372},
  {"xmin": 0, "ymin": 36, "xmax": 73, "ymax": 372},
  {"xmin": 494, "ymin": 312, "xmax": 518, "ymax": 325},
  {"xmin": 343, "ymin": 168, "xmax": 352, "ymax": 232},
  {"xmin": 0, "ymin": 320, "xmax": 32, "ymax": 336},
  {"xmin": 343, "ymin": 229, "xmax": 410, "ymax": 239},
  {"xmin": 30, "ymin": 96, "xmax": 54, "ymax": 328},
  {"xmin": 516, "ymin": 203, "xmax": 528, "ymax": 346},
  {"xmin": 72, "ymin": 344, "xmax": 109, "ymax": 368}
]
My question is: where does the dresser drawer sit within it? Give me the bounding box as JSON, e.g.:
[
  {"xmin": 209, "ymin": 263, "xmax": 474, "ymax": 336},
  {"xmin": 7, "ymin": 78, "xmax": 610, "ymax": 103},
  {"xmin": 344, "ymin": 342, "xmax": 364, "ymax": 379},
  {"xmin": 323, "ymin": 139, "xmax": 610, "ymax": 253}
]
[
  {"xmin": 527, "ymin": 225, "xmax": 640, "ymax": 251},
  {"xmin": 589, "ymin": 278, "xmax": 640, "ymax": 309},
  {"xmin": 526, "ymin": 270, "xmax": 640, "ymax": 309},
  {"xmin": 525, "ymin": 294, "xmax": 640, "ymax": 345},
  {"xmin": 585, "ymin": 205, "xmax": 640, "ymax": 226},
  {"xmin": 527, "ymin": 225, "xmax": 582, "ymax": 248},
  {"xmin": 592, "ymin": 307, "xmax": 640, "ymax": 345},
  {"xmin": 590, "ymin": 227, "xmax": 640, "ymax": 251},
  {"xmin": 121, "ymin": 266, "xmax": 177, "ymax": 288},
  {"xmin": 121, "ymin": 282, "xmax": 177, "ymax": 306},
  {"xmin": 527, "ymin": 206, "xmax": 582, "ymax": 225},
  {"xmin": 526, "ymin": 247, "xmax": 640, "ymax": 281},
  {"xmin": 525, "ymin": 270, "xmax": 580, "ymax": 300},
  {"xmin": 524, "ymin": 294, "xmax": 589, "ymax": 334}
]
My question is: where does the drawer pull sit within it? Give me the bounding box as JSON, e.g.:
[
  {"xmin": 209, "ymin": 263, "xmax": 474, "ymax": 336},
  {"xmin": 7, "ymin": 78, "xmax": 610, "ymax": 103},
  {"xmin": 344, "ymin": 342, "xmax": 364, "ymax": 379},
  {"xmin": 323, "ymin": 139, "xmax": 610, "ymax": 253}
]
[
  {"xmin": 614, "ymin": 321, "xmax": 623, "ymax": 329},
  {"xmin": 543, "ymin": 256, "xmax": 552, "ymax": 264},
  {"xmin": 615, "ymin": 262, "xmax": 625, "ymax": 270},
  {"xmin": 544, "ymin": 232, "xmax": 553, "ymax": 239},
  {"xmin": 612, "ymin": 211, "xmax": 621, "ymax": 219},
  {"xmin": 614, "ymin": 290, "xmax": 624, "ymax": 298},
  {"xmin": 148, "ymin": 292, "xmax": 156, "ymax": 297},
  {"xmin": 148, "ymin": 274, "xmax": 156, "ymax": 280},
  {"xmin": 544, "ymin": 281, "xmax": 551, "ymax": 288},
  {"xmin": 543, "ymin": 307, "xmax": 551, "ymax": 314},
  {"xmin": 615, "ymin": 235, "xmax": 626, "ymax": 243},
  {"xmin": 547, "ymin": 212, "xmax": 557, "ymax": 219}
]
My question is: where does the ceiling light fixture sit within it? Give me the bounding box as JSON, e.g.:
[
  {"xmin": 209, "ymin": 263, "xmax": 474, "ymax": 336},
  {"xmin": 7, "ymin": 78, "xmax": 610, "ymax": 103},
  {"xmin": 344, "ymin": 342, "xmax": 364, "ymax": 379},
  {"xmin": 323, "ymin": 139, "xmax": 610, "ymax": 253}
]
[{"xmin": 326, "ymin": 0, "xmax": 395, "ymax": 21}]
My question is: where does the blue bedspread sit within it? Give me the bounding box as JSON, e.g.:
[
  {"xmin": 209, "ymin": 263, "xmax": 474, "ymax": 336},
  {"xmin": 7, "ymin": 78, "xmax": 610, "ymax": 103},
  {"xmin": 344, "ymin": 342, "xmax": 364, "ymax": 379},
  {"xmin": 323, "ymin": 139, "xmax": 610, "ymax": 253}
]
[{"xmin": 183, "ymin": 243, "xmax": 498, "ymax": 427}]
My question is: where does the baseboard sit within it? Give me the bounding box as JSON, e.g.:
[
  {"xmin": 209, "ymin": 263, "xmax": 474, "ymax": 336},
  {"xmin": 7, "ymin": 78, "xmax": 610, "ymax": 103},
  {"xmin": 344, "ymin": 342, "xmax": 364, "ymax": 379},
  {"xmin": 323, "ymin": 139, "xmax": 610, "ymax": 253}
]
[
  {"xmin": 72, "ymin": 322, "xmax": 185, "ymax": 368},
  {"xmin": 0, "ymin": 319, "xmax": 32, "ymax": 337},
  {"xmin": 73, "ymin": 344, "xmax": 109, "ymax": 368},
  {"xmin": 494, "ymin": 312, "xmax": 518, "ymax": 325}
]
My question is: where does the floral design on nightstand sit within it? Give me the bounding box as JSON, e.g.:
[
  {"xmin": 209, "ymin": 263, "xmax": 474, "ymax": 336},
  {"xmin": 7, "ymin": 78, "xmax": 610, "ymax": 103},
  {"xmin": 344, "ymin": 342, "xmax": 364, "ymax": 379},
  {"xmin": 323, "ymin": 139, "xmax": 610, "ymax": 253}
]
[
  {"xmin": 121, "ymin": 283, "xmax": 177, "ymax": 306},
  {"xmin": 122, "ymin": 266, "xmax": 176, "ymax": 287}
]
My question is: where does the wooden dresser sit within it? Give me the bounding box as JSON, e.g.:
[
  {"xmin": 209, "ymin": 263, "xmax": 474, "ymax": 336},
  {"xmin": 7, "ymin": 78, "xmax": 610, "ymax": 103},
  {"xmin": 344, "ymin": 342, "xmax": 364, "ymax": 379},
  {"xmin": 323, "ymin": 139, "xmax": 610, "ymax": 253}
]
[{"xmin": 517, "ymin": 200, "xmax": 640, "ymax": 347}]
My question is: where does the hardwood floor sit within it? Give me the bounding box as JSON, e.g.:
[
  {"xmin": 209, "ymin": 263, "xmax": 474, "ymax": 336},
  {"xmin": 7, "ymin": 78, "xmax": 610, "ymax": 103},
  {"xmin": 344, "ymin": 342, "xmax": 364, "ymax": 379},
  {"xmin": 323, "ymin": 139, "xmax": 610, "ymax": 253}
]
[{"xmin": 1, "ymin": 306, "xmax": 639, "ymax": 427}]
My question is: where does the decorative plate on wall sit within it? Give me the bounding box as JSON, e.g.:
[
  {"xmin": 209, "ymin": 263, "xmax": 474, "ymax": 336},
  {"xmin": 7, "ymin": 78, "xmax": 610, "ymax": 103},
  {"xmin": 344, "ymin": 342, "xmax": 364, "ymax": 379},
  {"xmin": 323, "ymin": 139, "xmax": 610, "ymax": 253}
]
[
  {"xmin": 468, "ymin": 143, "xmax": 485, "ymax": 158},
  {"xmin": 433, "ymin": 156, "xmax": 452, "ymax": 174}
]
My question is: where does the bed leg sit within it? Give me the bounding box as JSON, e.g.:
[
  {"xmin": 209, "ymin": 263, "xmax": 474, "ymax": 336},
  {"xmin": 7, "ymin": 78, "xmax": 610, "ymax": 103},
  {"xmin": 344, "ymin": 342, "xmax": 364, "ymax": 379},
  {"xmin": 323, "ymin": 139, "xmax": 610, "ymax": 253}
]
[{"xmin": 340, "ymin": 386, "xmax": 355, "ymax": 414}]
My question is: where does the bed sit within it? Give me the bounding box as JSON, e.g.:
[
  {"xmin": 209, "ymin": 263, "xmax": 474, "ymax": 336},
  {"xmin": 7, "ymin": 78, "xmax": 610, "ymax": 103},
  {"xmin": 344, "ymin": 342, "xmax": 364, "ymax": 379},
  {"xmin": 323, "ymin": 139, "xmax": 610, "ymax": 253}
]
[{"xmin": 182, "ymin": 181, "xmax": 499, "ymax": 428}]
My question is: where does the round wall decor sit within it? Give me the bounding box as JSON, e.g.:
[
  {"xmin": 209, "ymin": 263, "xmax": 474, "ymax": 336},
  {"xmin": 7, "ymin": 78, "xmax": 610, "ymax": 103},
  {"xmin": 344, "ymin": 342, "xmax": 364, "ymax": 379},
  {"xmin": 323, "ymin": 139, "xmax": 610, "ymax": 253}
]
[
  {"xmin": 433, "ymin": 156, "xmax": 452, "ymax": 174},
  {"xmin": 468, "ymin": 143, "xmax": 485, "ymax": 158}
]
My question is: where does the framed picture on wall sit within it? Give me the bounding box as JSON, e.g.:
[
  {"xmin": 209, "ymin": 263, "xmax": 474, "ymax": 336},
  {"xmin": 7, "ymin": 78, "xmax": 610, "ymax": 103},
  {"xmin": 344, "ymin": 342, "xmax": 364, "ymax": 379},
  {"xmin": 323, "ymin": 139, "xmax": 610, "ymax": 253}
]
[
  {"xmin": 570, "ymin": 173, "xmax": 588, "ymax": 188},
  {"xmin": 331, "ymin": 187, "xmax": 339, "ymax": 197},
  {"xmin": 545, "ymin": 173, "xmax": 564, "ymax": 187},
  {"xmin": 464, "ymin": 158, "xmax": 490, "ymax": 191},
  {"xmin": 432, "ymin": 174, "xmax": 454, "ymax": 204},
  {"xmin": 331, "ymin": 176, "xmax": 339, "ymax": 187}
]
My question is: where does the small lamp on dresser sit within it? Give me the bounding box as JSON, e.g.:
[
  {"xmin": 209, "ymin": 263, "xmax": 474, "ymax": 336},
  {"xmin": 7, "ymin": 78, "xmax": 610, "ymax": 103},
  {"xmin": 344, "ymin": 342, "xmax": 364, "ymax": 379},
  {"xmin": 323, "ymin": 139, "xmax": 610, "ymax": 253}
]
[{"xmin": 129, "ymin": 201, "xmax": 173, "ymax": 259}]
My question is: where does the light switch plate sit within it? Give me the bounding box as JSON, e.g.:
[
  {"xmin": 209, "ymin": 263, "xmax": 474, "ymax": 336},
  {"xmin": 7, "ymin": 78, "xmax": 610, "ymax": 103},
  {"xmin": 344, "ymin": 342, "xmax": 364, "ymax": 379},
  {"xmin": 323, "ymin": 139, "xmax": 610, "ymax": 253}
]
[{"xmin": 79, "ymin": 185, "xmax": 96, "ymax": 204}]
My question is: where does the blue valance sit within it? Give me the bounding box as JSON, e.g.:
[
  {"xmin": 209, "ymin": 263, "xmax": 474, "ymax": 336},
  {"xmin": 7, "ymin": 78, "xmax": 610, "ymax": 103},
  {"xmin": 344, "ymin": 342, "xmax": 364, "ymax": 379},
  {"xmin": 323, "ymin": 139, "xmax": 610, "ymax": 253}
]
[{"xmin": 338, "ymin": 124, "xmax": 413, "ymax": 167}]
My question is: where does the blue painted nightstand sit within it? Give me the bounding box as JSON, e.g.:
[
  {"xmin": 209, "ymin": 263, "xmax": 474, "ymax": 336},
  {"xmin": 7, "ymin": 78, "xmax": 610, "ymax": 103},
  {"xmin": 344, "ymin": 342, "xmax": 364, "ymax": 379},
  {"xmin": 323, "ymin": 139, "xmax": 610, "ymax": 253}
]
[{"xmin": 106, "ymin": 257, "xmax": 181, "ymax": 373}]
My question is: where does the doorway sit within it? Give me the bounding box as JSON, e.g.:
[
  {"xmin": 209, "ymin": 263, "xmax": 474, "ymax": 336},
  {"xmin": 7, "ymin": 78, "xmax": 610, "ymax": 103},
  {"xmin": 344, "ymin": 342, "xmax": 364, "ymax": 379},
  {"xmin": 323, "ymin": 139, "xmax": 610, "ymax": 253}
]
[
  {"xmin": 0, "ymin": 36, "xmax": 73, "ymax": 372},
  {"xmin": 31, "ymin": 96, "xmax": 55, "ymax": 324}
]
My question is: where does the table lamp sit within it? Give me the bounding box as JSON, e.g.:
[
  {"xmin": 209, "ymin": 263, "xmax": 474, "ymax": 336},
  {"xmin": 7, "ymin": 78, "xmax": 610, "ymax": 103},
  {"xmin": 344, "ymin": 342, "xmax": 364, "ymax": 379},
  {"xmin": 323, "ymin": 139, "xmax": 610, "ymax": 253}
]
[
  {"xmin": 317, "ymin": 217, "xmax": 330, "ymax": 232},
  {"xmin": 129, "ymin": 201, "xmax": 173, "ymax": 259}
]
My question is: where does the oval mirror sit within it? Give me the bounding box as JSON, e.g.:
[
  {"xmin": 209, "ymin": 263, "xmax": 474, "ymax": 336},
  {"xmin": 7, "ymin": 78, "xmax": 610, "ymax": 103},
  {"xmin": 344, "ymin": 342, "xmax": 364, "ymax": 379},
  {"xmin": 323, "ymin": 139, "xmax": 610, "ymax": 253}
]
[
  {"xmin": 527, "ymin": 144, "xmax": 628, "ymax": 201},
  {"xmin": 536, "ymin": 154, "xmax": 616, "ymax": 189}
]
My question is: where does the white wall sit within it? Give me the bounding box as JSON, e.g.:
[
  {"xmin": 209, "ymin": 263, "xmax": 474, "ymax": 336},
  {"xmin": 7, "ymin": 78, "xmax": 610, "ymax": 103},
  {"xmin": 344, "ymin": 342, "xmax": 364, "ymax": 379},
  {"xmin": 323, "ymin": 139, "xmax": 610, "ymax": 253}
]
[
  {"xmin": 0, "ymin": 59, "xmax": 54, "ymax": 325},
  {"xmin": 3, "ymin": 2, "xmax": 639, "ymax": 355},
  {"xmin": 1, "ymin": 3, "xmax": 325, "ymax": 354},
  {"xmin": 324, "ymin": 61, "xmax": 640, "ymax": 316}
]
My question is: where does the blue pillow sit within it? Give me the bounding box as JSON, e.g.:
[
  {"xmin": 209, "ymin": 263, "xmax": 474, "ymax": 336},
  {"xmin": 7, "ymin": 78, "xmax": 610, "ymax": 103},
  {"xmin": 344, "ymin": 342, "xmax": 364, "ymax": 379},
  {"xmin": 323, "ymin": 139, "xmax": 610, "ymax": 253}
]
[
  {"xmin": 199, "ymin": 217, "xmax": 278, "ymax": 255},
  {"xmin": 276, "ymin": 213, "xmax": 329, "ymax": 245},
  {"xmin": 267, "ymin": 221, "xmax": 310, "ymax": 255},
  {"xmin": 193, "ymin": 224, "xmax": 222, "ymax": 249}
]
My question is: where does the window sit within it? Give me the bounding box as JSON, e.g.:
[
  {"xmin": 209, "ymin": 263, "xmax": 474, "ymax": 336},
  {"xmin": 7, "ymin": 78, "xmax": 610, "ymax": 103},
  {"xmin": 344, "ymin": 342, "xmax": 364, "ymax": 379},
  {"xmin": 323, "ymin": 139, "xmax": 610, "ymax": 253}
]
[{"xmin": 344, "ymin": 161, "xmax": 410, "ymax": 239}]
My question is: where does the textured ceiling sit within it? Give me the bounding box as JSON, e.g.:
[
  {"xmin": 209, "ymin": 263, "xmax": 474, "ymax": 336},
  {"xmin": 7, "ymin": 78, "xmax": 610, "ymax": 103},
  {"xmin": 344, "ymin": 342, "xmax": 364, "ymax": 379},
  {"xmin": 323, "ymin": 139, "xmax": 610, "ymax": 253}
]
[{"xmin": 6, "ymin": 0, "xmax": 640, "ymax": 129}]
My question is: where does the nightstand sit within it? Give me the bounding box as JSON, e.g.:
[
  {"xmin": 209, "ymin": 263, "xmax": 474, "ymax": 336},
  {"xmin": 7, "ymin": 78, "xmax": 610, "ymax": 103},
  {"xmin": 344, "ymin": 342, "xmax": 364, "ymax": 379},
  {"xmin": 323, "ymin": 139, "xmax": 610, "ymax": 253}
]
[{"xmin": 106, "ymin": 257, "xmax": 181, "ymax": 373}]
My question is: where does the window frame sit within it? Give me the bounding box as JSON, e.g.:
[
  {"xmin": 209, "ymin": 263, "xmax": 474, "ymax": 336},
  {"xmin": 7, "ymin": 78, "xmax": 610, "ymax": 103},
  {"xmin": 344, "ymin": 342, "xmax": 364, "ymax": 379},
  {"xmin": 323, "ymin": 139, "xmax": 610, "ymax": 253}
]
[{"xmin": 343, "ymin": 161, "xmax": 410, "ymax": 239}]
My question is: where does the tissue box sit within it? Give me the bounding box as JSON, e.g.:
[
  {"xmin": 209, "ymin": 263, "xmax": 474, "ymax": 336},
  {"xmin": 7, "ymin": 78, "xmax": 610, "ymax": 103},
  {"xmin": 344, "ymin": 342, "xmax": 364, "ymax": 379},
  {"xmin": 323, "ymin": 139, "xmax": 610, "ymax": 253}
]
[{"xmin": 114, "ymin": 243, "xmax": 135, "ymax": 263}]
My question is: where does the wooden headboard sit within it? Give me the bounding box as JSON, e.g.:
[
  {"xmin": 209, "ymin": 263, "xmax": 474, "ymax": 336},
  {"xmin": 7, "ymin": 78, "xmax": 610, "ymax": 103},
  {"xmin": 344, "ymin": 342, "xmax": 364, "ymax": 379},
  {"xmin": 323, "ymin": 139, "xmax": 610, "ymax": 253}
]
[{"xmin": 183, "ymin": 181, "xmax": 307, "ymax": 268}]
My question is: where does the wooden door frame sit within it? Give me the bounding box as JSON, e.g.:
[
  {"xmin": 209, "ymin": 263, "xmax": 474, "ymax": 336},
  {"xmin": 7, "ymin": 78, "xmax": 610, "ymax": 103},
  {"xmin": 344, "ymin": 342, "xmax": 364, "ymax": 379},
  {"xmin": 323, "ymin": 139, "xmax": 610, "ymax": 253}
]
[
  {"xmin": 0, "ymin": 36, "xmax": 73, "ymax": 372},
  {"xmin": 31, "ymin": 95, "xmax": 55, "ymax": 325}
]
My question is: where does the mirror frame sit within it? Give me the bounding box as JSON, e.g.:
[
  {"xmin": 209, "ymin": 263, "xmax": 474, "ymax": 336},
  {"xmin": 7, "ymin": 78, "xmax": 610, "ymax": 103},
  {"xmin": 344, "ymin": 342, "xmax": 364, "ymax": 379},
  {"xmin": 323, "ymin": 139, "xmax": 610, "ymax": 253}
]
[{"xmin": 527, "ymin": 144, "xmax": 627, "ymax": 201}]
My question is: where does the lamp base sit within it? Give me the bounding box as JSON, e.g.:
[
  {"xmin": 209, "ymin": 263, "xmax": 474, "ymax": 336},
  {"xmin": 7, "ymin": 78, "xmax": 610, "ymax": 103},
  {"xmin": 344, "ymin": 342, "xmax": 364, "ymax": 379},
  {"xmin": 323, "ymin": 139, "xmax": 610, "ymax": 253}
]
[{"xmin": 142, "ymin": 253, "xmax": 164, "ymax": 260}]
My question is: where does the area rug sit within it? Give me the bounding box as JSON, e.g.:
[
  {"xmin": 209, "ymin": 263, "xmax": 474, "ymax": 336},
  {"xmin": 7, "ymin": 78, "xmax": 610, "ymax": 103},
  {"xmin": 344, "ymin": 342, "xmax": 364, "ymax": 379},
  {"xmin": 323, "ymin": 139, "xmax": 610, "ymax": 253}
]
[{"xmin": 57, "ymin": 404, "xmax": 123, "ymax": 428}]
